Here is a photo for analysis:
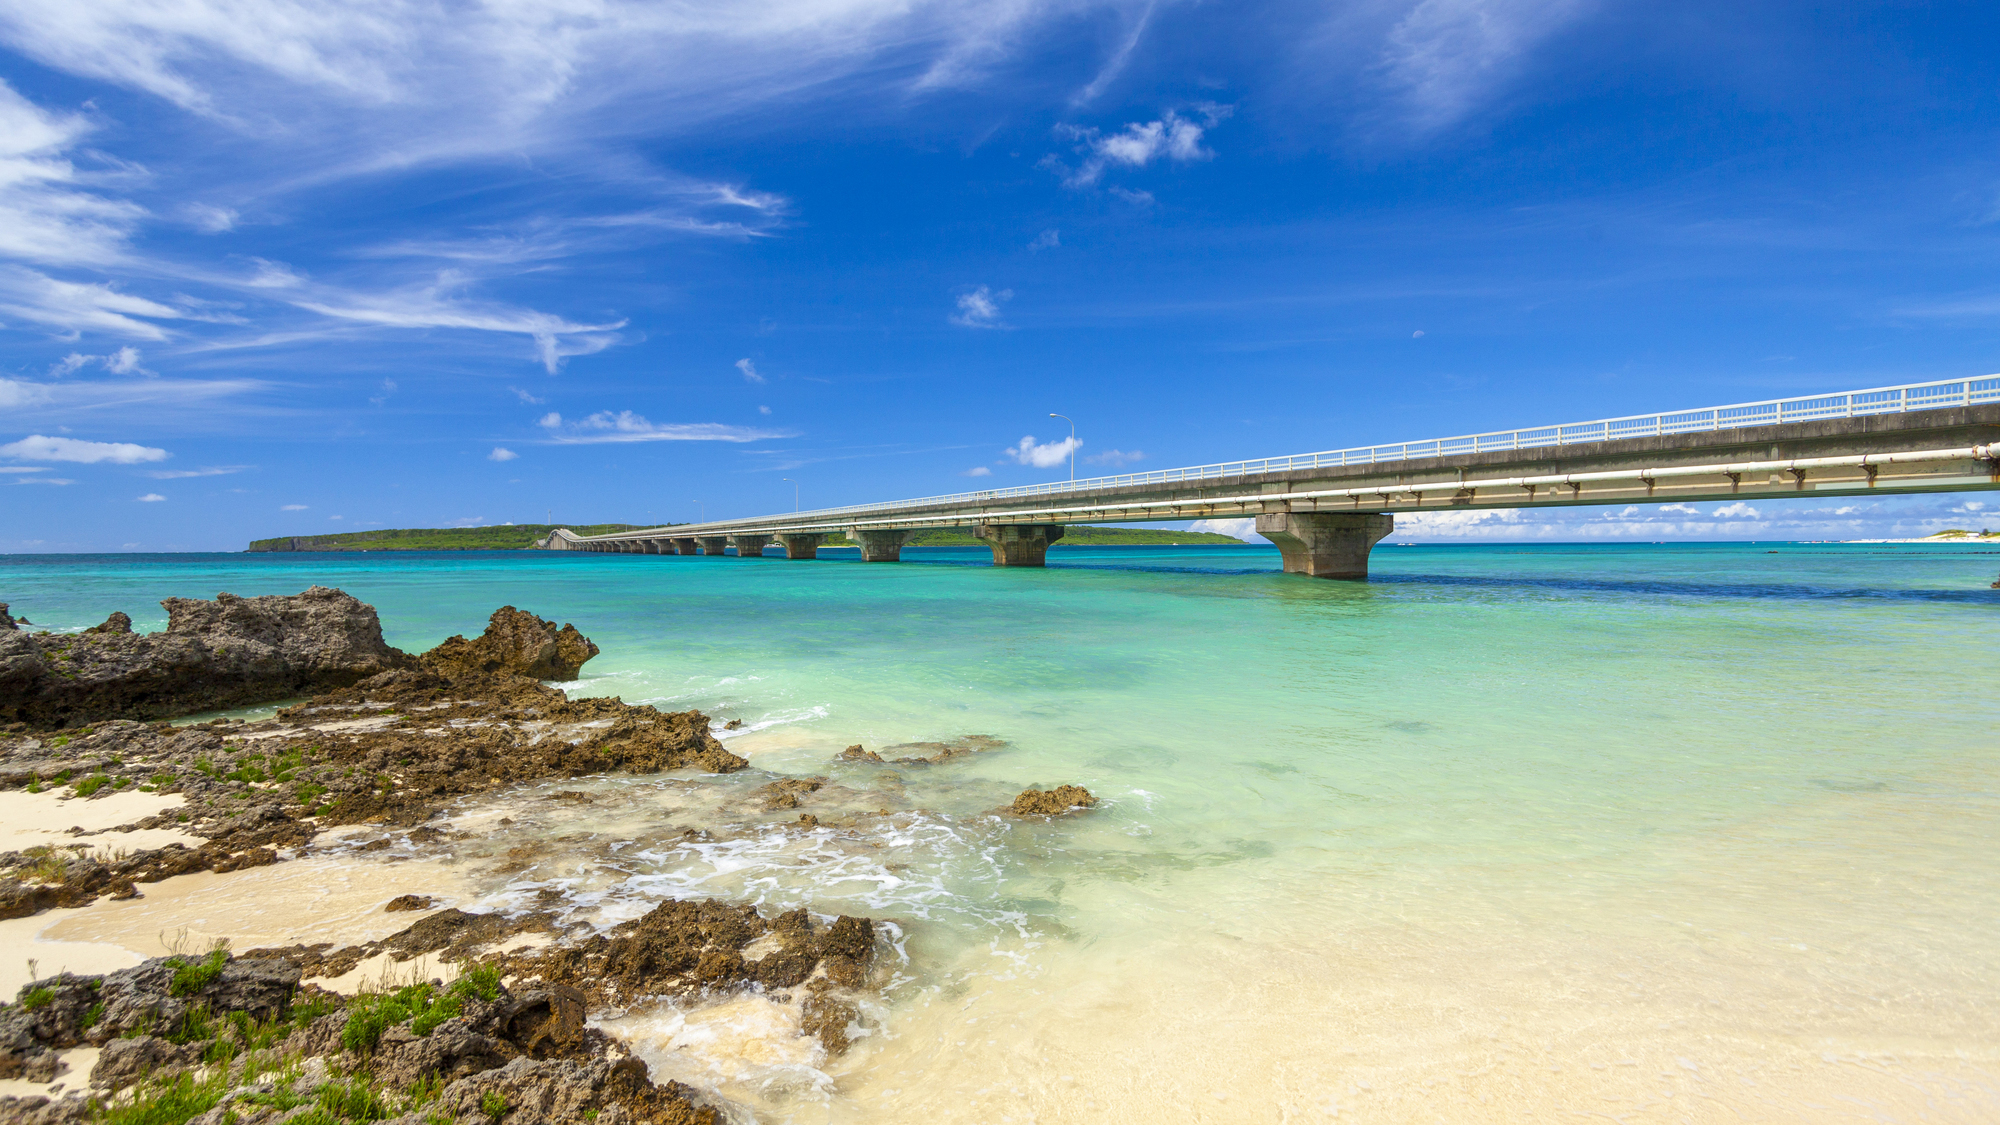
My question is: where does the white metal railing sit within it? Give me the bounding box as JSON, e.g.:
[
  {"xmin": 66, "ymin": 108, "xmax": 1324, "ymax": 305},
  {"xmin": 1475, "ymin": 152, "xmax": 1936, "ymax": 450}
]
[{"xmin": 579, "ymin": 375, "xmax": 2000, "ymax": 537}]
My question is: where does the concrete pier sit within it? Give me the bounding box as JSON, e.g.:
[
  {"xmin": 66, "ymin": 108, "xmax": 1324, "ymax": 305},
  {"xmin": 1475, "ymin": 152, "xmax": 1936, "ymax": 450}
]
[
  {"xmin": 1255, "ymin": 512, "xmax": 1393, "ymax": 580},
  {"xmin": 779, "ymin": 533, "xmax": 822, "ymax": 559},
  {"xmin": 671, "ymin": 538, "xmax": 700, "ymax": 555},
  {"xmin": 698, "ymin": 536, "xmax": 731, "ymax": 556},
  {"xmin": 851, "ymin": 529, "xmax": 913, "ymax": 562},
  {"xmin": 977, "ymin": 523, "xmax": 1065, "ymax": 567},
  {"xmin": 730, "ymin": 534, "xmax": 771, "ymax": 558}
]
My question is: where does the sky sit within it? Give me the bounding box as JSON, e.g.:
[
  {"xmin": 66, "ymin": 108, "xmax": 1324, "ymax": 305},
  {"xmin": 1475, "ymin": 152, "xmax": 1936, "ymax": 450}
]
[{"xmin": 2, "ymin": 0, "xmax": 1998, "ymax": 551}]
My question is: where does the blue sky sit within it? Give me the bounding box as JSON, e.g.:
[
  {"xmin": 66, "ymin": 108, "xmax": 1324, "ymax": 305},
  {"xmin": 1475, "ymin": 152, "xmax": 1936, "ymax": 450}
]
[{"xmin": 2, "ymin": 0, "xmax": 1998, "ymax": 550}]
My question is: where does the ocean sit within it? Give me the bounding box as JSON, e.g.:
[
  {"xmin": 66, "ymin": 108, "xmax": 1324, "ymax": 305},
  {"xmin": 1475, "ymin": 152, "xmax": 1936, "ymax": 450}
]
[{"xmin": 6, "ymin": 542, "xmax": 1998, "ymax": 1122}]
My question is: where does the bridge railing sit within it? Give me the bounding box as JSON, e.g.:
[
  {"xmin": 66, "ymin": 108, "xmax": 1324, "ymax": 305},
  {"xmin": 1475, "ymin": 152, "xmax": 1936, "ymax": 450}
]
[
  {"xmin": 575, "ymin": 376, "xmax": 2000, "ymax": 537},
  {"xmin": 770, "ymin": 376, "xmax": 2000, "ymax": 522}
]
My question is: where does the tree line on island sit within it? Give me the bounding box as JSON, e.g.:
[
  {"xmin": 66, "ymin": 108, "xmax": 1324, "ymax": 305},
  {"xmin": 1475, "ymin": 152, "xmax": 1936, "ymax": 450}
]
[{"xmin": 246, "ymin": 524, "xmax": 1248, "ymax": 552}]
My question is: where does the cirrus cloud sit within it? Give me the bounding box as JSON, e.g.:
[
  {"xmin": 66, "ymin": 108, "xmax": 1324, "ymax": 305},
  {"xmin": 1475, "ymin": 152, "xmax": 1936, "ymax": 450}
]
[{"xmin": 1, "ymin": 433, "xmax": 169, "ymax": 463}]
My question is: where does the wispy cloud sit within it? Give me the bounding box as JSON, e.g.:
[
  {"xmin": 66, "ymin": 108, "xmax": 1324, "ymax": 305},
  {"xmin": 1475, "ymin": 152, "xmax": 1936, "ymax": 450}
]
[
  {"xmin": 280, "ymin": 503, "xmax": 308, "ymax": 510},
  {"xmin": 1373, "ymin": 0, "xmax": 1594, "ymax": 132},
  {"xmin": 1, "ymin": 434, "xmax": 170, "ymax": 463},
  {"xmin": 0, "ymin": 266, "xmax": 184, "ymax": 338},
  {"xmin": 0, "ymin": 80, "xmax": 146, "ymax": 270},
  {"xmin": 951, "ymin": 285, "xmax": 1010, "ymax": 328},
  {"xmin": 488, "ymin": 446, "xmax": 519, "ymax": 461},
  {"xmin": 736, "ymin": 358, "xmax": 765, "ymax": 384},
  {"xmin": 542, "ymin": 410, "xmax": 792, "ymax": 444},
  {"xmin": 963, "ymin": 465, "xmax": 992, "ymax": 477},
  {"xmin": 1086, "ymin": 448, "xmax": 1144, "ymax": 467},
  {"xmin": 135, "ymin": 492, "xmax": 165, "ymax": 501},
  {"xmin": 290, "ymin": 271, "xmax": 625, "ymax": 373},
  {"xmin": 1029, "ymin": 229, "xmax": 1060, "ymax": 251},
  {"xmin": 147, "ymin": 465, "xmax": 250, "ymax": 479}
]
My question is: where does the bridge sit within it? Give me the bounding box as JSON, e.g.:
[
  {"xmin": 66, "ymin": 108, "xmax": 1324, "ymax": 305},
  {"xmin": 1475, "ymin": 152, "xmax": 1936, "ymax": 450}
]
[{"xmin": 539, "ymin": 376, "xmax": 2000, "ymax": 579}]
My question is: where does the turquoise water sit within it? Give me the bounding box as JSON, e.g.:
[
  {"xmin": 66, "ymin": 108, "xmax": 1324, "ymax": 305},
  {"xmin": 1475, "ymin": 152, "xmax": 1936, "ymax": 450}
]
[{"xmin": 7, "ymin": 544, "xmax": 2000, "ymax": 1122}]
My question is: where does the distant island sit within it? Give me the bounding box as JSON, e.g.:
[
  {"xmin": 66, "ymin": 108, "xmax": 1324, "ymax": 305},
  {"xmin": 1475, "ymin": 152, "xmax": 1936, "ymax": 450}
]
[{"xmin": 247, "ymin": 523, "xmax": 1247, "ymax": 552}]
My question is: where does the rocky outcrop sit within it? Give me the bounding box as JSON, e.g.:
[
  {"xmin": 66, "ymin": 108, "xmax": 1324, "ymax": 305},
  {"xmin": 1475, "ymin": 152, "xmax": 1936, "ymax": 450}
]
[
  {"xmin": 0, "ymin": 586, "xmax": 411, "ymax": 729},
  {"xmin": 422, "ymin": 606, "xmax": 600, "ymax": 683},
  {"xmin": 1011, "ymin": 785, "xmax": 1097, "ymax": 816}
]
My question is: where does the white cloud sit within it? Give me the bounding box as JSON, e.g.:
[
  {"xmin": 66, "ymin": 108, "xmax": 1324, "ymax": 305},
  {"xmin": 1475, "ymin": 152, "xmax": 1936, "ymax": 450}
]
[
  {"xmin": 1086, "ymin": 448, "xmax": 1144, "ymax": 468},
  {"xmin": 1374, "ymin": 0, "xmax": 1593, "ymax": 132},
  {"xmin": 0, "ymin": 80, "xmax": 146, "ymax": 270},
  {"xmin": 963, "ymin": 465, "xmax": 992, "ymax": 477},
  {"xmin": 184, "ymin": 203, "xmax": 236, "ymax": 232},
  {"xmin": 1004, "ymin": 434, "xmax": 1081, "ymax": 468},
  {"xmin": 758, "ymin": 405, "xmax": 771, "ymax": 414},
  {"xmin": 510, "ymin": 386, "xmax": 545, "ymax": 405},
  {"xmin": 148, "ymin": 465, "xmax": 249, "ymax": 478},
  {"xmin": 0, "ymin": 466, "xmax": 48, "ymax": 473},
  {"xmin": 135, "ymin": 492, "xmax": 164, "ymax": 501},
  {"xmin": 1658, "ymin": 503, "xmax": 1698, "ymax": 514},
  {"xmin": 1189, "ymin": 517, "xmax": 1258, "ymax": 541},
  {"xmin": 544, "ymin": 410, "xmax": 791, "ymax": 444},
  {"xmin": 1, "ymin": 434, "xmax": 169, "ymax": 463},
  {"xmin": 281, "ymin": 503, "xmax": 308, "ymax": 510},
  {"xmin": 736, "ymin": 358, "xmax": 765, "ymax": 384},
  {"xmin": 1712, "ymin": 502, "xmax": 1760, "ymax": 519},
  {"xmin": 1412, "ymin": 329, "xmax": 1425, "ymax": 338},
  {"xmin": 1049, "ymin": 105, "xmax": 1230, "ymax": 187},
  {"xmin": 951, "ymin": 285, "xmax": 1010, "ymax": 328},
  {"xmin": 0, "ymin": 378, "xmax": 56, "ymax": 408},
  {"xmin": 15, "ymin": 477, "xmax": 73, "ymax": 485},
  {"xmin": 292, "ymin": 272, "xmax": 625, "ymax": 374},
  {"xmin": 537, "ymin": 412, "xmax": 562, "ymax": 428},
  {"xmin": 488, "ymin": 446, "xmax": 518, "ymax": 461},
  {"xmin": 0, "ymin": 266, "xmax": 183, "ymax": 338},
  {"xmin": 1029, "ymin": 229, "xmax": 1060, "ymax": 251}
]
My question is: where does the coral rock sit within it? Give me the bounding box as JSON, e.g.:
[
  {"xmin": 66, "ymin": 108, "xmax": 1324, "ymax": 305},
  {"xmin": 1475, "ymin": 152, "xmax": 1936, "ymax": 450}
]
[{"xmin": 1010, "ymin": 785, "xmax": 1097, "ymax": 817}]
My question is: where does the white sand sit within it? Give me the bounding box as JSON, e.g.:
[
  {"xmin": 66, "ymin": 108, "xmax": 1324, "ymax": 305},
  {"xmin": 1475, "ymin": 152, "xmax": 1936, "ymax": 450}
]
[
  {"xmin": 0, "ymin": 908, "xmax": 145, "ymax": 997},
  {"xmin": 0, "ymin": 788, "xmax": 195, "ymax": 853},
  {"xmin": 0, "ymin": 1046, "xmax": 101, "ymax": 1100}
]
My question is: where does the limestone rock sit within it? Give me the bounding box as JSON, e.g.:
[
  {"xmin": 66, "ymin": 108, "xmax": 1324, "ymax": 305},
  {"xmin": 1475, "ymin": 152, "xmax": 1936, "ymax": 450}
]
[
  {"xmin": 421, "ymin": 607, "xmax": 600, "ymax": 683},
  {"xmin": 90, "ymin": 1034, "xmax": 203, "ymax": 1090},
  {"xmin": 384, "ymin": 894, "xmax": 435, "ymax": 912},
  {"xmin": 1010, "ymin": 785, "xmax": 1097, "ymax": 817},
  {"xmin": 0, "ymin": 586, "xmax": 411, "ymax": 728}
]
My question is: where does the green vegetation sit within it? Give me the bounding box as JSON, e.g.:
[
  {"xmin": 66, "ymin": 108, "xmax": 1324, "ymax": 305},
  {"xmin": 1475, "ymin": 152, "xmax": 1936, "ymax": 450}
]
[
  {"xmin": 482, "ymin": 1091, "xmax": 509, "ymax": 1119},
  {"xmin": 167, "ymin": 946, "xmax": 230, "ymax": 998},
  {"xmin": 246, "ymin": 522, "xmax": 652, "ymax": 552},
  {"xmin": 73, "ymin": 774, "xmax": 113, "ymax": 797},
  {"xmin": 902, "ymin": 524, "xmax": 1246, "ymax": 547},
  {"xmin": 22, "ymin": 987, "xmax": 55, "ymax": 1011},
  {"xmin": 1926, "ymin": 528, "xmax": 1998, "ymax": 539},
  {"xmin": 341, "ymin": 966, "xmax": 501, "ymax": 1053}
]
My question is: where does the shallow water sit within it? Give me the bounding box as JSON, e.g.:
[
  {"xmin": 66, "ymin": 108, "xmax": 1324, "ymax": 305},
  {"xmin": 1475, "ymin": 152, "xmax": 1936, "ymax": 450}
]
[{"xmin": 6, "ymin": 543, "xmax": 1999, "ymax": 1122}]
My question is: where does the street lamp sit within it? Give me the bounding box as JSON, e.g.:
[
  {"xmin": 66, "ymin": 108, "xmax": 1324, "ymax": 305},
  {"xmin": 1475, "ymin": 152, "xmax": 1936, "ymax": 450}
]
[
  {"xmin": 693, "ymin": 501, "xmax": 705, "ymax": 524},
  {"xmin": 782, "ymin": 478, "xmax": 798, "ymax": 512},
  {"xmin": 1048, "ymin": 412, "xmax": 1075, "ymax": 483}
]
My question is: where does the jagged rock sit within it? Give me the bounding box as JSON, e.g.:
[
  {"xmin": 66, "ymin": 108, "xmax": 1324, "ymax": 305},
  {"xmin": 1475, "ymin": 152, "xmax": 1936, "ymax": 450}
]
[
  {"xmin": 1010, "ymin": 785, "xmax": 1097, "ymax": 817},
  {"xmin": 836, "ymin": 744, "xmax": 882, "ymax": 762},
  {"xmin": 0, "ymin": 1094, "xmax": 91, "ymax": 1125},
  {"xmin": 1, "ymin": 604, "xmax": 17, "ymax": 631},
  {"xmin": 90, "ymin": 1033, "xmax": 203, "ymax": 1090},
  {"xmin": 421, "ymin": 607, "xmax": 600, "ymax": 683},
  {"xmin": 0, "ymin": 586, "xmax": 411, "ymax": 728},
  {"xmin": 83, "ymin": 612, "xmax": 132, "ymax": 635},
  {"xmin": 432, "ymin": 1055, "xmax": 718, "ymax": 1125},
  {"xmin": 385, "ymin": 894, "xmax": 434, "ymax": 912}
]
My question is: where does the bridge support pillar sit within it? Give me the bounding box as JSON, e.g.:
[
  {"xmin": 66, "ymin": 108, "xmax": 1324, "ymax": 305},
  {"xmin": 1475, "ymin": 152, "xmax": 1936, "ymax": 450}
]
[
  {"xmin": 850, "ymin": 529, "xmax": 913, "ymax": 562},
  {"xmin": 670, "ymin": 538, "xmax": 699, "ymax": 555},
  {"xmin": 778, "ymin": 533, "xmax": 823, "ymax": 559},
  {"xmin": 641, "ymin": 540, "xmax": 662, "ymax": 554},
  {"xmin": 698, "ymin": 536, "xmax": 731, "ymax": 556},
  {"xmin": 977, "ymin": 523, "xmax": 1064, "ymax": 567},
  {"xmin": 730, "ymin": 534, "xmax": 771, "ymax": 558},
  {"xmin": 1255, "ymin": 512, "xmax": 1392, "ymax": 580}
]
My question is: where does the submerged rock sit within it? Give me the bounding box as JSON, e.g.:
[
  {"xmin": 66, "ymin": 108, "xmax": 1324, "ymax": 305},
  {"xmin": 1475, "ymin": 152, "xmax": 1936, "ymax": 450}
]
[
  {"xmin": 0, "ymin": 586, "xmax": 410, "ymax": 728},
  {"xmin": 1010, "ymin": 785, "xmax": 1097, "ymax": 816}
]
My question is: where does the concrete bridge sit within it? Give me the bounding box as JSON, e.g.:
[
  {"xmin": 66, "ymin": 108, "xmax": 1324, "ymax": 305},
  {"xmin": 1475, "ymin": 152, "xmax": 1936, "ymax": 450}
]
[{"xmin": 539, "ymin": 377, "xmax": 2000, "ymax": 579}]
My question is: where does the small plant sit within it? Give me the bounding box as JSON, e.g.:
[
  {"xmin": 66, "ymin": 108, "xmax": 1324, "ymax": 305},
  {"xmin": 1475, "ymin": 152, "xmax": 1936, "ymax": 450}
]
[
  {"xmin": 26, "ymin": 849, "xmax": 71, "ymax": 884},
  {"xmin": 167, "ymin": 944, "xmax": 230, "ymax": 997},
  {"xmin": 195, "ymin": 759, "xmax": 219, "ymax": 778},
  {"xmin": 73, "ymin": 774, "xmax": 112, "ymax": 797},
  {"xmin": 481, "ymin": 1091, "xmax": 508, "ymax": 1119},
  {"xmin": 25, "ymin": 778, "xmax": 42, "ymax": 794},
  {"xmin": 113, "ymin": 776, "xmax": 132, "ymax": 789},
  {"xmin": 51, "ymin": 735, "xmax": 70, "ymax": 748},
  {"xmin": 81, "ymin": 1000, "xmax": 105, "ymax": 1029},
  {"xmin": 98, "ymin": 1068, "xmax": 231, "ymax": 1125},
  {"xmin": 21, "ymin": 987, "xmax": 55, "ymax": 1011}
]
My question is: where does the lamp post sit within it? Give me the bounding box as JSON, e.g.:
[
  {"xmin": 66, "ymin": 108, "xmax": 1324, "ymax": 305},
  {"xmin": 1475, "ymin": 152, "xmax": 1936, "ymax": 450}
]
[
  {"xmin": 782, "ymin": 478, "xmax": 798, "ymax": 512},
  {"xmin": 693, "ymin": 501, "xmax": 705, "ymax": 524},
  {"xmin": 1048, "ymin": 412, "xmax": 1075, "ymax": 483}
]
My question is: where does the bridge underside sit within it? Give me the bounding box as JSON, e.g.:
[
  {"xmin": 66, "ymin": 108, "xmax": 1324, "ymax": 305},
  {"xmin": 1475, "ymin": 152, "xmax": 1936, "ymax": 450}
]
[{"xmin": 544, "ymin": 405, "xmax": 1999, "ymax": 579}]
